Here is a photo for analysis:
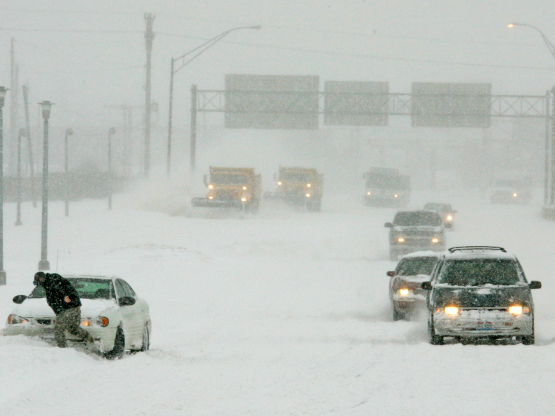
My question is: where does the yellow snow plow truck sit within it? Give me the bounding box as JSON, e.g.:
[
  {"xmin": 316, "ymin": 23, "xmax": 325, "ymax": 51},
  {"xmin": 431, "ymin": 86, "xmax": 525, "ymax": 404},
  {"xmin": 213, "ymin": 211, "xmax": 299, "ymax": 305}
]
[
  {"xmin": 265, "ymin": 166, "xmax": 323, "ymax": 211},
  {"xmin": 192, "ymin": 167, "xmax": 262, "ymax": 212}
]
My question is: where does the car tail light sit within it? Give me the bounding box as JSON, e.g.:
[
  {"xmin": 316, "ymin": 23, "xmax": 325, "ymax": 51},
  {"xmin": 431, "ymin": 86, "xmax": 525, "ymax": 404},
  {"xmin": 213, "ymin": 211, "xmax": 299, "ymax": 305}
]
[{"xmin": 97, "ymin": 316, "xmax": 109, "ymax": 327}]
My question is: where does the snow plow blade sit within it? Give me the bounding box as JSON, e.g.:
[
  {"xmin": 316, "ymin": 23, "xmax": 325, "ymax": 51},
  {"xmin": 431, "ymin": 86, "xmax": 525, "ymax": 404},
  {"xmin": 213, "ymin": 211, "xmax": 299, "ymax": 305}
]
[{"xmin": 191, "ymin": 198, "xmax": 243, "ymax": 209}]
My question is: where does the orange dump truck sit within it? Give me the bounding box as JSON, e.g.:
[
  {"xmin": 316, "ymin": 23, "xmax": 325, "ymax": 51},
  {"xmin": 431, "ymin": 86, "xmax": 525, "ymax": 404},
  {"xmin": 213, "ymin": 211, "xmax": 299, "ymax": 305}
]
[
  {"xmin": 192, "ymin": 167, "xmax": 262, "ymax": 211},
  {"xmin": 266, "ymin": 166, "xmax": 323, "ymax": 211}
]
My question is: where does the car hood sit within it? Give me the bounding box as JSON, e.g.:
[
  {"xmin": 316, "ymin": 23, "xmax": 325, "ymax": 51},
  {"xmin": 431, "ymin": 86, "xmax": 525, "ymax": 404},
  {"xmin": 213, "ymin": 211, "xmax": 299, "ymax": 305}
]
[
  {"xmin": 10, "ymin": 298, "xmax": 117, "ymax": 318},
  {"xmin": 393, "ymin": 226, "xmax": 443, "ymax": 232},
  {"xmin": 433, "ymin": 284, "xmax": 533, "ymax": 308},
  {"xmin": 398, "ymin": 274, "xmax": 432, "ymax": 283}
]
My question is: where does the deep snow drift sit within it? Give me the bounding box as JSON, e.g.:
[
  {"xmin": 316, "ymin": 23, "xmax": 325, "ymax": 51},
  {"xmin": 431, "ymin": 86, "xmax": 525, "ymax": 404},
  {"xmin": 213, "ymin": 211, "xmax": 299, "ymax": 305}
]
[{"xmin": 1, "ymin": 187, "xmax": 555, "ymax": 415}]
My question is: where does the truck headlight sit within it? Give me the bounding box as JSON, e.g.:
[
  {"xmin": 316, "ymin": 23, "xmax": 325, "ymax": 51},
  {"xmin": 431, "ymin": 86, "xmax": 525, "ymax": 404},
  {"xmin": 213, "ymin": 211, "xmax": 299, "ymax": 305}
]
[
  {"xmin": 513, "ymin": 193, "xmax": 518, "ymax": 197},
  {"xmin": 394, "ymin": 194, "xmax": 398, "ymax": 198},
  {"xmin": 367, "ymin": 191, "xmax": 371, "ymax": 196},
  {"xmin": 444, "ymin": 306, "xmax": 459, "ymax": 316},
  {"xmin": 243, "ymin": 186, "xmax": 247, "ymax": 190},
  {"xmin": 307, "ymin": 184, "xmax": 311, "ymax": 188},
  {"xmin": 7, "ymin": 314, "xmax": 28, "ymax": 324},
  {"xmin": 509, "ymin": 305, "xmax": 523, "ymax": 316},
  {"xmin": 306, "ymin": 193, "xmax": 311, "ymax": 198},
  {"xmin": 208, "ymin": 196, "xmax": 213, "ymax": 200},
  {"xmin": 208, "ymin": 184, "xmax": 213, "ymax": 189},
  {"xmin": 241, "ymin": 197, "xmax": 247, "ymax": 202},
  {"xmin": 398, "ymin": 237, "xmax": 405, "ymax": 243},
  {"xmin": 432, "ymin": 238, "xmax": 439, "ymax": 244},
  {"xmin": 277, "ymin": 182, "xmax": 282, "ymax": 186}
]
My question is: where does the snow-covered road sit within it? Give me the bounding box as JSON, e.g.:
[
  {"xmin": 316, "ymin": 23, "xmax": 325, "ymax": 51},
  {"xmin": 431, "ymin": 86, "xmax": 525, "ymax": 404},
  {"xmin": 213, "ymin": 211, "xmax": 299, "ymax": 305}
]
[{"xmin": 1, "ymin": 189, "xmax": 555, "ymax": 415}]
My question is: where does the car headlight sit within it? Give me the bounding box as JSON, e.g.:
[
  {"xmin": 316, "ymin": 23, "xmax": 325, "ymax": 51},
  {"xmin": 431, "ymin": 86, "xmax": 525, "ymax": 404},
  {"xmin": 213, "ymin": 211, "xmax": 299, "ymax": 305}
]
[
  {"xmin": 7, "ymin": 314, "xmax": 28, "ymax": 324},
  {"xmin": 277, "ymin": 181, "xmax": 282, "ymax": 186},
  {"xmin": 306, "ymin": 193, "xmax": 311, "ymax": 198},
  {"xmin": 398, "ymin": 288, "xmax": 410, "ymax": 297},
  {"xmin": 513, "ymin": 193, "xmax": 518, "ymax": 197},
  {"xmin": 307, "ymin": 184, "xmax": 311, "ymax": 188},
  {"xmin": 241, "ymin": 197, "xmax": 247, "ymax": 202},
  {"xmin": 243, "ymin": 186, "xmax": 247, "ymax": 190},
  {"xmin": 208, "ymin": 184, "xmax": 213, "ymax": 189},
  {"xmin": 509, "ymin": 305, "xmax": 523, "ymax": 316},
  {"xmin": 398, "ymin": 237, "xmax": 405, "ymax": 243},
  {"xmin": 394, "ymin": 194, "xmax": 398, "ymax": 198},
  {"xmin": 208, "ymin": 196, "xmax": 213, "ymax": 200},
  {"xmin": 367, "ymin": 191, "xmax": 371, "ymax": 196},
  {"xmin": 444, "ymin": 306, "xmax": 459, "ymax": 316},
  {"xmin": 81, "ymin": 317, "xmax": 109, "ymax": 327},
  {"xmin": 446, "ymin": 215, "xmax": 453, "ymax": 221},
  {"xmin": 432, "ymin": 238, "xmax": 439, "ymax": 244}
]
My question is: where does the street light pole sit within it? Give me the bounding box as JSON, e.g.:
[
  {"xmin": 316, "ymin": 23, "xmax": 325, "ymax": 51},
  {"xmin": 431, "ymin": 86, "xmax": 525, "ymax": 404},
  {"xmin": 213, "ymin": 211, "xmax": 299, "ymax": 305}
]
[
  {"xmin": 509, "ymin": 22, "xmax": 555, "ymax": 206},
  {"xmin": 38, "ymin": 101, "xmax": 53, "ymax": 271},
  {"xmin": 64, "ymin": 128, "xmax": 73, "ymax": 217},
  {"xmin": 15, "ymin": 128, "xmax": 25, "ymax": 226},
  {"xmin": 108, "ymin": 127, "xmax": 115, "ymax": 210},
  {"xmin": 0, "ymin": 86, "xmax": 8, "ymax": 285},
  {"xmin": 166, "ymin": 25, "xmax": 261, "ymax": 176}
]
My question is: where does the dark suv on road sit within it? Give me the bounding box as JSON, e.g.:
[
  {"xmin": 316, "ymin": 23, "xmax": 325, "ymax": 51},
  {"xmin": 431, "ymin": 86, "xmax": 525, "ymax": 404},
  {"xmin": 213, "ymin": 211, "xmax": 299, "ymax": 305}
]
[
  {"xmin": 422, "ymin": 246, "xmax": 541, "ymax": 345},
  {"xmin": 387, "ymin": 251, "xmax": 443, "ymax": 321},
  {"xmin": 385, "ymin": 210, "xmax": 447, "ymax": 261}
]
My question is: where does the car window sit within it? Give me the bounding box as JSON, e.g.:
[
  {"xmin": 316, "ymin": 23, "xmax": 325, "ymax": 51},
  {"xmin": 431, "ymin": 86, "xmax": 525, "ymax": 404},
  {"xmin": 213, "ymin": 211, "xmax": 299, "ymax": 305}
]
[
  {"xmin": 437, "ymin": 259, "xmax": 521, "ymax": 286},
  {"xmin": 394, "ymin": 212, "xmax": 442, "ymax": 226},
  {"xmin": 397, "ymin": 257, "xmax": 439, "ymax": 276},
  {"xmin": 28, "ymin": 278, "xmax": 113, "ymax": 300},
  {"xmin": 115, "ymin": 279, "xmax": 127, "ymax": 298},
  {"xmin": 120, "ymin": 280, "xmax": 136, "ymax": 298}
]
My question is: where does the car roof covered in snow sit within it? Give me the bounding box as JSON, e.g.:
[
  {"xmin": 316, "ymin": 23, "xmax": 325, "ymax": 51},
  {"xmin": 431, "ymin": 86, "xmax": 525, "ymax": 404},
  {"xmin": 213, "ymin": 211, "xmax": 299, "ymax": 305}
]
[{"xmin": 444, "ymin": 247, "xmax": 517, "ymax": 261}]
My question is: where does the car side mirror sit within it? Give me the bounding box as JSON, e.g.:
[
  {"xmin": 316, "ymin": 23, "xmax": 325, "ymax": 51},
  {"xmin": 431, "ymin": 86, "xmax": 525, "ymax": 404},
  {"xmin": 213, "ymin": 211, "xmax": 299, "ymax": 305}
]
[
  {"xmin": 529, "ymin": 281, "xmax": 542, "ymax": 289},
  {"xmin": 444, "ymin": 223, "xmax": 452, "ymax": 229},
  {"xmin": 203, "ymin": 174, "xmax": 208, "ymax": 186},
  {"xmin": 118, "ymin": 296, "xmax": 136, "ymax": 307},
  {"xmin": 421, "ymin": 282, "xmax": 433, "ymax": 290},
  {"xmin": 384, "ymin": 222, "xmax": 393, "ymax": 228},
  {"xmin": 386, "ymin": 271, "xmax": 395, "ymax": 277},
  {"xmin": 13, "ymin": 295, "xmax": 27, "ymax": 304}
]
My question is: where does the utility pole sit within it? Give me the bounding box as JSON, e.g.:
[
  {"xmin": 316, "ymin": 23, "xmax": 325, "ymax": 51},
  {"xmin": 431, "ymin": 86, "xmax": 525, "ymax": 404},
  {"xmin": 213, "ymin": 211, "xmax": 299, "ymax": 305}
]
[
  {"xmin": 107, "ymin": 127, "xmax": 115, "ymax": 209},
  {"xmin": 10, "ymin": 39, "xmax": 18, "ymax": 175},
  {"xmin": 38, "ymin": 101, "xmax": 53, "ymax": 271},
  {"xmin": 22, "ymin": 85, "xmax": 36, "ymax": 207},
  {"xmin": 15, "ymin": 128, "xmax": 24, "ymax": 226},
  {"xmin": 144, "ymin": 13, "xmax": 155, "ymax": 177}
]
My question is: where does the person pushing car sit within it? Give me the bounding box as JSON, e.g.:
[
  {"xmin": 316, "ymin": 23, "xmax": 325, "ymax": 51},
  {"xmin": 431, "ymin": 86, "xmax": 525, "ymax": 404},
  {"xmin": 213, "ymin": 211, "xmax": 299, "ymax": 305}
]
[{"xmin": 34, "ymin": 272, "xmax": 92, "ymax": 348}]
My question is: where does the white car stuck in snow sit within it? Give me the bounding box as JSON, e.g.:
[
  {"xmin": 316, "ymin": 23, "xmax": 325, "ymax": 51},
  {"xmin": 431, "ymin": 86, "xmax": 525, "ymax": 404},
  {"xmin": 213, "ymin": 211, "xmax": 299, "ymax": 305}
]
[{"xmin": 4, "ymin": 275, "xmax": 151, "ymax": 358}]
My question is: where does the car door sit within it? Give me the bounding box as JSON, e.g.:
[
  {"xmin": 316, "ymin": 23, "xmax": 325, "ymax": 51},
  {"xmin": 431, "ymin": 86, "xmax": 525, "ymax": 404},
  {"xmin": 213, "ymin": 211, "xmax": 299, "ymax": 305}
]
[
  {"xmin": 115, "ymin": 279, "xmax": 140, "ymax": 348},
  {"xmin": 119, "ymin": 279, "xmax": 144, "ymax": 347}
]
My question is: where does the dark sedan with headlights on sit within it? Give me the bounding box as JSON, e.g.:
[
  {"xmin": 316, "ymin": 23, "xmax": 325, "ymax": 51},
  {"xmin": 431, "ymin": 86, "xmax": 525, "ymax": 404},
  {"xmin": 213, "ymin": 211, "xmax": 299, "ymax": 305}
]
[
  {"xmin": 422, "ymin": 246, "xmax": 541, "ymax": 345},
  {"xmin": 385, "ymin": 210, "xmax": 447, "ymax": 261},
  {"xmin": 387, "ymin": 251, "xmax": 443, "ymax": 321}
]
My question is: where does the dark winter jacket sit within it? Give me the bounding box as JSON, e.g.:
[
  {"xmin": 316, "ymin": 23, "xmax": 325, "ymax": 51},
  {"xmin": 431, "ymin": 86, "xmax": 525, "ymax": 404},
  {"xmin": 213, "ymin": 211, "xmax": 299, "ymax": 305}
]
[{"xmin": 41, "ymin": 273, "xmax": 82, "ymax": 315}]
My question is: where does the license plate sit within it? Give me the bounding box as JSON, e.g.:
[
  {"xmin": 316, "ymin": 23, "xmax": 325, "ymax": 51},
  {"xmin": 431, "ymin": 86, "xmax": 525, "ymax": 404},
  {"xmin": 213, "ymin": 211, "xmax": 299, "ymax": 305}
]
[{"xmin": 476, "ymin": 321, "xmax": 493, "ymax": 330}]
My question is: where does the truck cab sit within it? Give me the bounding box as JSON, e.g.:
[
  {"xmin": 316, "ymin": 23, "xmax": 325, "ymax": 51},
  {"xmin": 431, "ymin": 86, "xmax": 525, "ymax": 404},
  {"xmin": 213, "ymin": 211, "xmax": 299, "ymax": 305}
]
[
  {"xmin": 270, "ymin": 166, "xmax": 324, "ymax": 212},
  {"xmin": 363, "ymin": 167, "xmax": 410, "ymax": 207}
]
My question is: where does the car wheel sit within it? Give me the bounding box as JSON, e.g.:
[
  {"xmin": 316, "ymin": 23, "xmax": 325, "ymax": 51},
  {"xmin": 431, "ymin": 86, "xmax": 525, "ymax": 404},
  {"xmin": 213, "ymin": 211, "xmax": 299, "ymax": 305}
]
[
  {"xmin": 428, "ymin": 316, "xmax": 444, "ymax": 345},
  {"xmin": 140, "ymin": 324, "xmax": 150, "ymax": 352},
  {"xmin": 393, "ymin": 307, "xmax": 402, "ymax": 321},
  {"xmin": 522, "ymin": 331, "xmax": 535, "ymax": 345},
  {"xmin": 105, "ymin": 327, "xmax": 125, "ymax": 360}
]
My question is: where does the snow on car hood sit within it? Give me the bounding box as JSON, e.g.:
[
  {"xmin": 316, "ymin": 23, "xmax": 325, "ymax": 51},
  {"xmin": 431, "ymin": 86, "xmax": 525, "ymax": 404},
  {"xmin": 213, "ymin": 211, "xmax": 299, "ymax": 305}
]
[
  {"xmin": 393, "ymin": 225, "xmax": 443, "ymax": 232},
  {"xmin": 397, "ymin": 274, "xmax": 432, "ymax": 283},
  {"xmin": 10, "ymin": 298, "xmax": 117, "ymax": 318}
]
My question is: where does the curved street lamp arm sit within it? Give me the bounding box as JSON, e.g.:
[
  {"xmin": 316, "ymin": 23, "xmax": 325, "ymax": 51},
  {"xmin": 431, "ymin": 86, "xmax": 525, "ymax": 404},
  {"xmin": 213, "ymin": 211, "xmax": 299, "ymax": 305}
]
[
  {"xmin": 511, "ymin": 22, "xmax": 555, "ymax": 62},
  {"xmin": 173, "ymin": 26, "xmax": 261, "ymax": 73}
]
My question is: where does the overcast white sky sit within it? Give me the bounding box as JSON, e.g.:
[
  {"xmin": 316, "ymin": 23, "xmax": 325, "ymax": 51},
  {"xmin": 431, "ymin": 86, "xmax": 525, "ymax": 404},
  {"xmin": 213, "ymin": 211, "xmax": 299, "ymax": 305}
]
[{"xmin": 1, "ymin": 0, "xmax": 554, "ymax": 130}]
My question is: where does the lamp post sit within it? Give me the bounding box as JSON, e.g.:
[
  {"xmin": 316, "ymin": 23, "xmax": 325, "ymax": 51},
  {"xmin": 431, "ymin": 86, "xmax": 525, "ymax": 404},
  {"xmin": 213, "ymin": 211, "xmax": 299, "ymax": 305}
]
[
  {"xmin": 0, "ymin": 86, "xmax": 8, "ymax": 285},
  {"xmin": 166, "ymin": 25, "xmax": 261, "ymax": 176},
  {"xmin": 108, "ymin": 127, "xmax": 115, "ymax": 210},
  {"xmin": 64, "ymin": 128, "xmax": 73, "ymax": 217},
  {"xmin": 38, "ymin": 101, "xmax": 53, "ymax": 271},
  {"xmin": 508, "ymin": 22, "xmax": 555, "ymax": 205},
  {"xmin": 15, "ymin": 127, "xmax": 25, "ymax": 226}
]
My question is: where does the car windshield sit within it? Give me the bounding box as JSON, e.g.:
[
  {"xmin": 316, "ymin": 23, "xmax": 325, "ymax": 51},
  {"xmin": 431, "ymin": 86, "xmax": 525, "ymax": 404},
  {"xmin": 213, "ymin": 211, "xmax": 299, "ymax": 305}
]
[
  {"xmin": 28, "ymin": 278, "xmax": 114, "ymax": 300},
  {"xmin": 366, "ymin": 175, "xmax": 404, "ymax": 189},
  {"xmin": 437, "ymin": 259, "xmax": 521, "ymax": 286},
  {"xmin": 494, "ymin": 179, "xmax": 519, "ymax": 188},
  {"xmin": 280, "ymin": 172, "xmax": 312, "ymax": 183},
  {"xmin": 394, "ymin": 212, "xmax": 442, "ymax": 226},
  {"xmin": 397, "ymin": 257, "xmax": 439, "ymax": 276},
  {"xmin": 212, "ymin": 173, "xmax": 248, "ymax": 185},
  {"xmin": 424, "ymin": 203, "xmax": 451, "ymax": 211}
]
